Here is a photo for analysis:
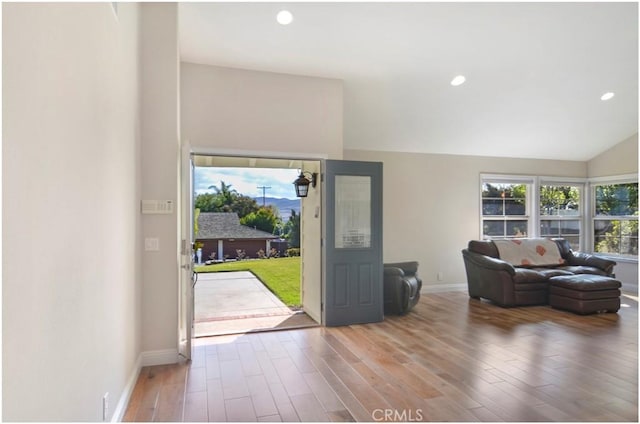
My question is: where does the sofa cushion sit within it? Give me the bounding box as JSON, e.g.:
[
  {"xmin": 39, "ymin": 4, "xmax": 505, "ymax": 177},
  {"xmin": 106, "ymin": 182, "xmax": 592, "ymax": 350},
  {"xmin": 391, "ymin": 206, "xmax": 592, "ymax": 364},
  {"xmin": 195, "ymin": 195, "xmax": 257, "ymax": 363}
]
[
  {"xmin": 513, "ymin": 268, "xmax": 547, "ymax": 283},
  {"xmin": 494, "ymin": 238, "xmax": 565, "ymax": 267},
  {"xmin": 530, "ymin": 268, "xmax": 574, "ymax": 279},
  {"xmin": 549, "ymin": 274, "xmax": 621, "ymax": 291}
]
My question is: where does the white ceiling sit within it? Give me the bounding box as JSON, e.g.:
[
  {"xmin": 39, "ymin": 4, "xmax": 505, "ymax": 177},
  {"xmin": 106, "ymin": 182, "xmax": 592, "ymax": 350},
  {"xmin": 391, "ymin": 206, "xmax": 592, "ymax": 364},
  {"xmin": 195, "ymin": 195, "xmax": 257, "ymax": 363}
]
[{"xmin": 179, "ymin": 2, "xmax": 638, "ymax": 161}]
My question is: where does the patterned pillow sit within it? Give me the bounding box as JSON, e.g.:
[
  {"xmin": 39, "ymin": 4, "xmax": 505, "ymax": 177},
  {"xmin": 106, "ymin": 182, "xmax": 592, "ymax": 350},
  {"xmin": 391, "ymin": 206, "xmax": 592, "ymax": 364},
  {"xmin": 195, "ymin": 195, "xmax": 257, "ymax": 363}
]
[{"xmin": 493, "ymin": 238, "xmax": 565, "ymax": 267}]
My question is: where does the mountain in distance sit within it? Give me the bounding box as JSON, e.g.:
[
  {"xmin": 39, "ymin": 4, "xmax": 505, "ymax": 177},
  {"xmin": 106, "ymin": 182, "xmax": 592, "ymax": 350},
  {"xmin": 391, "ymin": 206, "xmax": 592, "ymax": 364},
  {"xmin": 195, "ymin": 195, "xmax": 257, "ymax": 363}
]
[{"xmin": 254, "ymin": 197, "xmax": 300, "ymax": 221}]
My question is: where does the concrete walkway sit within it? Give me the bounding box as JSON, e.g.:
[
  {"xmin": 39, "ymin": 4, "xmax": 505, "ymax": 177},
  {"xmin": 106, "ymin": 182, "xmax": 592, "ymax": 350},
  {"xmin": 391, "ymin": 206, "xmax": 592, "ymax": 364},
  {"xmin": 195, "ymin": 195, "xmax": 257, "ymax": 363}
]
[{"xmin": 194, "ymin": 271, "xmax": 317, "ymax": 337}]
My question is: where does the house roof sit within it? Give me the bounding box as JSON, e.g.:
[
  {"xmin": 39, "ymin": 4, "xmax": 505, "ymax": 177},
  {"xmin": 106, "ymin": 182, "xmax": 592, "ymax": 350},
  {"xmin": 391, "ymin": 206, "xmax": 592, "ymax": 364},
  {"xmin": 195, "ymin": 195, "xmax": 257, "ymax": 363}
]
[{"xmin": 197, "ymin": 212, "xmax": 279, "ymax": 240}]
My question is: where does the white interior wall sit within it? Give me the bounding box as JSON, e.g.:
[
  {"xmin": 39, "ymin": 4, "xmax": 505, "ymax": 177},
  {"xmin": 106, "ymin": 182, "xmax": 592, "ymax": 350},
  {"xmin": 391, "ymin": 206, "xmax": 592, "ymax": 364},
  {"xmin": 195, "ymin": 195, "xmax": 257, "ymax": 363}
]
[
  {"xmin": 346, "ymin": 136, "xmax": 639, "ymax": 289},
  {"xmin": 181, "ymin": 62, "xmax": 344, "ymax": 159},
  {"xmin": 588, "ymin": 133, "xmax": 638, "ymax": 177},
  {"xmin": 2, "ymin": 3, "xmax": 142, "ymax": 420},
  {"xmin": 343, "ymin": 149, "xmax": 589, "ymax": 288},
  {"xmin": 139, "ymin": 3, "xmax": 181, "ymax": 359}
]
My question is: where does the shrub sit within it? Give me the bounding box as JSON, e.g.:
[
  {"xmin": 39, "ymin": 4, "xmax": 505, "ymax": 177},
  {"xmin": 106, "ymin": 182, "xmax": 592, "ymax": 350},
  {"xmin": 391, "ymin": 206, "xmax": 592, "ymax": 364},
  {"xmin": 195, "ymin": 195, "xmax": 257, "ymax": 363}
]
[
  {"xmin": 236, "ymin": 249, "xmax": 246, "ymax": 261},
  {"xmin": 286, "ymin": 248, "xmax": 300, "ymax": 257}
]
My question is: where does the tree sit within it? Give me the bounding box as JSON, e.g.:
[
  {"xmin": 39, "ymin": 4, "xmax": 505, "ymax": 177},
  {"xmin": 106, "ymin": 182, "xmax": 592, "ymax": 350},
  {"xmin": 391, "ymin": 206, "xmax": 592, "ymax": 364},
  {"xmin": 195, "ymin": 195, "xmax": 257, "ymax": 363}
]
[
  {"xmin": 194, "ymin": 193, "xmax": 220, "ymax": 212},
  {"xmin": 230, "ymin": 194, "xmax": 260, "ymax": 218},
  {"xmin": 595, "ymin": 183, "xmax": 638, "ymax": 215},
  {"xmin": 240, "ymin": 206, "xmax": 281, "ymax": 234},
  {"xmin": 284, "ymin": 209, "xmax": 301, "ymax": 248},
  {"xmin": 540, "ymin": 185, "xmax": 580, "ymax": 216},
  {"xmin": 209, "ymin": 181, "xmax": 237, "ymax": 205},
  {"xmin": 195, "ymin": 181, "xmax": 260, "ymax": 218}
]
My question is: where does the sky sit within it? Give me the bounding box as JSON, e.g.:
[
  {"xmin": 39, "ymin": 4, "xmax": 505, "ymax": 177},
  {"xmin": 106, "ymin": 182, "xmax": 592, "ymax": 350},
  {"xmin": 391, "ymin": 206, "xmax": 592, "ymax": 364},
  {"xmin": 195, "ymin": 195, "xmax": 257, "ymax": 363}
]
[{"xmin": 194, "ymin": 167, "xmax": 301, "ymax": 199}]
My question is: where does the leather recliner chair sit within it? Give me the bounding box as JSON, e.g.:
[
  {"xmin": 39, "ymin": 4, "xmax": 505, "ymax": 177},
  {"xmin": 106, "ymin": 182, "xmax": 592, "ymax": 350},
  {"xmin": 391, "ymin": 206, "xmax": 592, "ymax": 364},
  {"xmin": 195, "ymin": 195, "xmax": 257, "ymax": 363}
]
[{"xmin": 383, "ymin": 261, "xmax": 422, "ymax": 315}]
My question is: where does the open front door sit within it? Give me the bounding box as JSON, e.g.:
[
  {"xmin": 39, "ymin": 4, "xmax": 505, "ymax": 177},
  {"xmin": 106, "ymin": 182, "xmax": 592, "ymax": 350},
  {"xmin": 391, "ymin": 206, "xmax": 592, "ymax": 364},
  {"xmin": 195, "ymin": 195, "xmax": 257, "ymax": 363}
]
[
  {"xmin": 178, "ymin": 141, "xmax": 195, "ymax": 360},
  {"xmin": 301, "ymin": 160, "xmax": 322, "ymax": 323},
  {"xmin": 323, "ymin": 160, "xmax": 383, "ymax": 326}
]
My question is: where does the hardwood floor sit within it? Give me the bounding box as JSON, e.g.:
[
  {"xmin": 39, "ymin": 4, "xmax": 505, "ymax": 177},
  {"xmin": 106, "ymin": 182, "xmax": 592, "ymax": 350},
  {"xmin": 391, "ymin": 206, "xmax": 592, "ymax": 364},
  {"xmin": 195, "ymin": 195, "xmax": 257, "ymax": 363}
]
[{"xmin": 123, "ymin": 291, "xmax": 638, "ymax": 422}]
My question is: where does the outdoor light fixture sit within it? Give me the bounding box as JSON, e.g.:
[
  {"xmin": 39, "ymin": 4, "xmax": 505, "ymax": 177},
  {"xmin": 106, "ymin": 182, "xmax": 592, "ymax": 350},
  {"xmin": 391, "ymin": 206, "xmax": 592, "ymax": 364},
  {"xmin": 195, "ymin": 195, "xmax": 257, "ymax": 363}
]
[{"xmin": 293, "ymin": 171, "xmax": 317, "ymax": 198}]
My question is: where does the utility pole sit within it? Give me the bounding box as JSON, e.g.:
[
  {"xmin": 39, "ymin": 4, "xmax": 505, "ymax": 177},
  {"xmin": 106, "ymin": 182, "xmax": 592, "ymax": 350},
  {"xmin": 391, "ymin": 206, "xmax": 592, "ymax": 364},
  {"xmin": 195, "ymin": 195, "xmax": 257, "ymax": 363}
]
[{"xmin": 257, "ymin": 186, "xmax": 271, "ymax": 206}]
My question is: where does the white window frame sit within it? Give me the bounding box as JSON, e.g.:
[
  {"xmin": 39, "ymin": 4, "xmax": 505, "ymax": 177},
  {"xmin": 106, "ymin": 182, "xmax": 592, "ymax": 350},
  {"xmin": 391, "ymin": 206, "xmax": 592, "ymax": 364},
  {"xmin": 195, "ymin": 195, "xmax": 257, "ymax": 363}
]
[
  {"xmin": 480, "ymin": 173, "xmax": 637, "ymax": 262},
  {"xmin": 538, "ymin": 178, "xmax": 585, "ymax": 252},
  {"xmin": 589, "ymin": 174, "xmax": 638, "ymax": 261},
  {"xmin": 480, "ymin": 174, "xmax": 535, "ymax": 240}
]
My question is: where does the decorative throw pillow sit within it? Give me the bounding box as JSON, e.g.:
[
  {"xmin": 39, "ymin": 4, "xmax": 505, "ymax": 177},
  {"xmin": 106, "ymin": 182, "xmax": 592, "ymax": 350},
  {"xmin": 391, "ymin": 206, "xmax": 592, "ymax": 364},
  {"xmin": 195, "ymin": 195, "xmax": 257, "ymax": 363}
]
[{"xmin": 493, "ymin": 238, "xmax": 565, "ymax": 267}]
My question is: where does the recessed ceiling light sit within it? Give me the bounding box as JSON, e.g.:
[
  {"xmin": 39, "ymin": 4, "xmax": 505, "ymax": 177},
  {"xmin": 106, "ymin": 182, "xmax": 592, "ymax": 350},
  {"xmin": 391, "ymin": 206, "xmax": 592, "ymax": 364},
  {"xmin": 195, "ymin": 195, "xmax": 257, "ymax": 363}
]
[
  {"xmin": 601, "ymin": 92, "xmax": 615, "ymax": 101},
  {"xmin": 276, "ymin": 10, "xmax": 293, "ymax": 25},
  {"xmin": 451, "ymin": 75, "xmax": 466, "ymax": 86}
]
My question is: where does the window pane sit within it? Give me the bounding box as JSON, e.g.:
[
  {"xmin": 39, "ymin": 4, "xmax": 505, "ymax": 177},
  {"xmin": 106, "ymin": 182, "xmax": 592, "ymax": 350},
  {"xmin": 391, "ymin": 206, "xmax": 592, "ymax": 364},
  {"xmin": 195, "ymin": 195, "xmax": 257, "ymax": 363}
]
[
  {"xmin": 483, "ymin": 219, "xmax": 527, "ymax": 239},
  {"xmin": 595, "ymin": 183, "xmax": 638, "ymax": 216},
  {"xmin": 335, "ymin": 175, "xmax": 371, "ymax": 249},
  {"xmin": 594, "ymin": 219, "xmax": 639, "ymax": 256},
  {"xmin": 483, "ymin": 220, "xmax": 504, "ymax": 237},
  {"xmin": 506, "ymin": 220, "xmax": 528, "ymax": 237},
  {"xmin": 482, "ymin": 183, "xmax": 527, "ymax": 216},
  {"xmin": 540, "ymin": 185, "xmax": 580, "ymax": 216}
]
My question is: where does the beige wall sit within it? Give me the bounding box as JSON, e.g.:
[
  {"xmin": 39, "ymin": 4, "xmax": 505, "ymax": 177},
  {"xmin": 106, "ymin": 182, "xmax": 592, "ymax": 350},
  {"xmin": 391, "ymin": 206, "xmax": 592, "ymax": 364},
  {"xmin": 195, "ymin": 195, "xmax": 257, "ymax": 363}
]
[
  {"xmin": 140, "ymin": 3, "xmax": 181, "ymax": 358},
  {"xmin": 344, "ymin": 149, "xmax": 588, "ymax": 287},
  {"xmin": 588, "ymin": 133, "xmax": 638, "ymax": 177},
  {"xmin": 181, "ymin": 62, "xmax": 344, "ymax": 159},
  {"xmin": 3, "ymin": 3, "xmax": 142, "ymax": 420}
]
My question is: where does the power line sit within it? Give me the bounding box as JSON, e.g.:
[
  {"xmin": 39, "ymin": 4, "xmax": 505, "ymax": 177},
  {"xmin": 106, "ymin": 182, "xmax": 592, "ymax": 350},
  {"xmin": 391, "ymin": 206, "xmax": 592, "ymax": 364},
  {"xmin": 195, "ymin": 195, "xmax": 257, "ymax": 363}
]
[{"xmin": 257, "ymin": 186, "xmax": 271, "ymax": 206}]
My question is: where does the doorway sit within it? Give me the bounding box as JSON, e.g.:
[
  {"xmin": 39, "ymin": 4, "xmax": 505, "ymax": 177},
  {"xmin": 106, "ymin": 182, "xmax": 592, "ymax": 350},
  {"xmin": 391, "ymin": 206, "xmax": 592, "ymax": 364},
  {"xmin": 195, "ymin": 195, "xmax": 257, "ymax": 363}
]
[{"xmin": 190, "ymin": 154, "xmax": 322, "ymax": 337}]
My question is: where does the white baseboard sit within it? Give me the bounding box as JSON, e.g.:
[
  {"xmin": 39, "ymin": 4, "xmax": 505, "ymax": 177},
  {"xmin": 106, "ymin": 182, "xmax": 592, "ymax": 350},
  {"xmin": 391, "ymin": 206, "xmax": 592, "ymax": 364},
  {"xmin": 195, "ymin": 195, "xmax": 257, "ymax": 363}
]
[
  {"xmin": 110, "ymin": 349, "xmax": 178, "ymax": 421},
  {"xmin": 111, "ymin": 354, "xmax": 142, "ymax": 422},
  {"xmin": 421, "ymin": 283, "xmax": 467, "ymax": 293},
  {"xmin": 140, "ymin": 348, "xmax": 179, "ymax": 367}
]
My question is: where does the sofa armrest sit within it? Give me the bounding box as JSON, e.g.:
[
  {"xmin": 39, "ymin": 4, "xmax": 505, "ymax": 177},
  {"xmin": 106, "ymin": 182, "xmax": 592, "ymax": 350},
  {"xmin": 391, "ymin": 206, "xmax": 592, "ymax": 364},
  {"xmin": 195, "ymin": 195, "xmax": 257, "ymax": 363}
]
[
  {"xmin": 384, "ymin": 261, "xmax": 419, "ymax": 276},
  {"xmin": 462, "ymin": 249, "xmax": 516, "ymax": 275},
  {"xmin": 568, "ymin": 252, "xmax": 616, "ymax": 275},
  {"xmin": 553, "ymin": 237, "xmax": 616, "ymax": 275}
]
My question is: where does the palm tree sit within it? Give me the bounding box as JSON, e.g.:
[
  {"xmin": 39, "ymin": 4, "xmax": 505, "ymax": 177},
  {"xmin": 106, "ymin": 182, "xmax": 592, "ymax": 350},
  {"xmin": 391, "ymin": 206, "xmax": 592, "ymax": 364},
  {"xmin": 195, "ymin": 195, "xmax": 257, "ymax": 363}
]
[{"xmin": 208, "ymin": 181, "xmax": 237, "ymax": 205}]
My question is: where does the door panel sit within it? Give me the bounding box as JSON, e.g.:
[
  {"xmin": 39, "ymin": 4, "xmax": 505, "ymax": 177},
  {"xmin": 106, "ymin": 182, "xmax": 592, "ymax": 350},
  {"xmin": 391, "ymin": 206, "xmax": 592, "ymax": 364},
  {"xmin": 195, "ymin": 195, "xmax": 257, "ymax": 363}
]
[
  {"xmin": 178, "ymin": 141, "xmax": 194, "ymax": 360},
  {"xmin": 301, "ymin": 160, "xmax": 322, "ymax": 323},
  {"xmin": 323, "ymin": 160, "xmax": 383, "ymax": 326}
]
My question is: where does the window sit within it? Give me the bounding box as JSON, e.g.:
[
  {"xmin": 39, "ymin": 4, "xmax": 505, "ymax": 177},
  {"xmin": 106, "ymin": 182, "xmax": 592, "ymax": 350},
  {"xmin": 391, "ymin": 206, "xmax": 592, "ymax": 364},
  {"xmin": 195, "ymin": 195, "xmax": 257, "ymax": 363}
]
[
  {"xmin": 481, "ymin": 181, "xmax": 530, "ymax": 239},
  {"xmin": 539, "ymin": 184, "xmax": 582, "ymax": 250},
  {"xmin": 593, "ymin": 182, "xmax": 638, "ymax": 257}
]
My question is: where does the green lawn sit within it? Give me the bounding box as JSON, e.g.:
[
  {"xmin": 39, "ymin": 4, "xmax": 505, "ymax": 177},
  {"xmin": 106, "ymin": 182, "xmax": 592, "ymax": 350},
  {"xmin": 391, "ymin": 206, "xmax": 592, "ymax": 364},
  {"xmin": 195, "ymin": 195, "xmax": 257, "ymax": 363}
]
[{"xmin": 195, "ymin": 256, "xmax": 301, "ymax": 307}]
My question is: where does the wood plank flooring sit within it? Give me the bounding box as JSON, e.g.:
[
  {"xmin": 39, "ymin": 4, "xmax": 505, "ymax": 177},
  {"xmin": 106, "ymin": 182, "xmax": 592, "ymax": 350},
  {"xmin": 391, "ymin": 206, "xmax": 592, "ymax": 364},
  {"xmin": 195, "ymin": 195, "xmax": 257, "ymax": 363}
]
[{"xmin": 123, "ymin": 291, "xmax": 638, "ymax": 422}]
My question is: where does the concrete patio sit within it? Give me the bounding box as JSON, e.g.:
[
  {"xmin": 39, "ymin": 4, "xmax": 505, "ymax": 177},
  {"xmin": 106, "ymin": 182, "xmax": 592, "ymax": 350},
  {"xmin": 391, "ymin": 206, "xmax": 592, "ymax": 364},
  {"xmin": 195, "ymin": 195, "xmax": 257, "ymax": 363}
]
[{"xmin": 194, "ymin": 271, "xmax": 317, "ymax": 337}]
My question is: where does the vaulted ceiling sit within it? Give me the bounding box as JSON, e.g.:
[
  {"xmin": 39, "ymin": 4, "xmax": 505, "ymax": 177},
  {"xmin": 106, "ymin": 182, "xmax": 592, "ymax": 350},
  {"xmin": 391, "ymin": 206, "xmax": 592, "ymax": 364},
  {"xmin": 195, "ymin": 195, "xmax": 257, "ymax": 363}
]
[{"xmin": 179, "ymin": 2, "xmax": 638, "ymax": 161}]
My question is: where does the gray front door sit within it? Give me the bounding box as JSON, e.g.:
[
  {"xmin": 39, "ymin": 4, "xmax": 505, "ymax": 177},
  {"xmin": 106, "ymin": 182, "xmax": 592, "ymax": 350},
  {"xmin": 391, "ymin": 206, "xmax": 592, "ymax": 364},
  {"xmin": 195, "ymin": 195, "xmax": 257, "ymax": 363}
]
[{"xmin": 323, "ymin": 160, "xmax": 383, "ymax": 326}]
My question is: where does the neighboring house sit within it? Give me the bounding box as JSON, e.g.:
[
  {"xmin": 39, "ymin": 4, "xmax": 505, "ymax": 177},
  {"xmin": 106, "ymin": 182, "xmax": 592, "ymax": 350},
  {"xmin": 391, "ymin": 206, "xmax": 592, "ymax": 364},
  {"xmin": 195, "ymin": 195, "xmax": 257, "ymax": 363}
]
[{"xmin": 196, "ymin": 212, "xmax": 281, "ymax": 261}]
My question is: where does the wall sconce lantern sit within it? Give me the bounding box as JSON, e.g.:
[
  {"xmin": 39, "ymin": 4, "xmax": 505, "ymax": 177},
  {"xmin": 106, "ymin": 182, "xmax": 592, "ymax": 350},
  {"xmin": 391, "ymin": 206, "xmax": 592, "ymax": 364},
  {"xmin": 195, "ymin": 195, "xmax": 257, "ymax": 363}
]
[{"xmin": 293, "ymin": 171, "xmax": 318, "ymax": 198}]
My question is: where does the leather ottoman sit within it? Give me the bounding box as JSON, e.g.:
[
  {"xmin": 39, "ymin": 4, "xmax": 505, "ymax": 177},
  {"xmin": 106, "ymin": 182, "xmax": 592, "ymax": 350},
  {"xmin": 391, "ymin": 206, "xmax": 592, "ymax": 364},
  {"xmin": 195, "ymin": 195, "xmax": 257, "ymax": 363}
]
[{"xmin": 549, "ymin": 274, "xmax": 621, "ymax": 314}]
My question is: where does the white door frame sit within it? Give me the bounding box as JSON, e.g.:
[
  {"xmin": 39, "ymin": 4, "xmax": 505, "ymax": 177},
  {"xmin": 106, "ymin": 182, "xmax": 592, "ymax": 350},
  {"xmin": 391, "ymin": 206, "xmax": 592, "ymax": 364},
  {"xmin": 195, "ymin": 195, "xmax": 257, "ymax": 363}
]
[
  {"xmin": 178, "ymin": 146, "xmax": 327, "ymax": 345},
  {"xmin": 178, "ymin": 140, "xmax": 195, "ymax": 360}
]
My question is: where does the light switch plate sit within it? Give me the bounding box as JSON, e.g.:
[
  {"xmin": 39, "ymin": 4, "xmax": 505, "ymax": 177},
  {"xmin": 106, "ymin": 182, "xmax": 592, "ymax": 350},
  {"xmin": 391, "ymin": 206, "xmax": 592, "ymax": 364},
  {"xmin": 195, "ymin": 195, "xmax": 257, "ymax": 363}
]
[
  {"xmin": 144, "ymin": 238, "xmax": 160, "ymax": 251},
  {"xmin": 141, "ymin": 200, "xmax": 174, "ymax": 214}
]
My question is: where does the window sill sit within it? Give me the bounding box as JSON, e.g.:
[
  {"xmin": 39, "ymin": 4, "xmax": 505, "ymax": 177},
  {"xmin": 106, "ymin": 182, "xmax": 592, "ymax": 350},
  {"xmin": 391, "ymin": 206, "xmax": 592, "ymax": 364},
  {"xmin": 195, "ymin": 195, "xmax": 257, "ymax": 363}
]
[{"xmin": 594, "ymin": 254, "xmax": 638, "ymax": 264}]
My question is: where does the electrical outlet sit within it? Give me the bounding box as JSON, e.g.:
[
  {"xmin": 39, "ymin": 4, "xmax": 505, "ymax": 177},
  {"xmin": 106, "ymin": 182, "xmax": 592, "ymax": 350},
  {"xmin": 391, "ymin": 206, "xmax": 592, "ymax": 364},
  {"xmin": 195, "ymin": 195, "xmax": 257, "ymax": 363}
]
[
  {"xmin": 102, "ymin": 392, "xmax": 109, "ymax": 421},
  {"xmin": 437, "ymin": 272, "xmax": 444, "ymax": 281}
]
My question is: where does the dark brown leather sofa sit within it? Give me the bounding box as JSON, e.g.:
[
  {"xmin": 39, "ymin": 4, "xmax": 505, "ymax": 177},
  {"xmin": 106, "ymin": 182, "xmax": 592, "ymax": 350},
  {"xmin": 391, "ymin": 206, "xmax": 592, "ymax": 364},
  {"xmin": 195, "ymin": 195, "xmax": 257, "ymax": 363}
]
[{"xmin": 462, "ymin": 238, "xmax": 616, "ymax": 307}]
